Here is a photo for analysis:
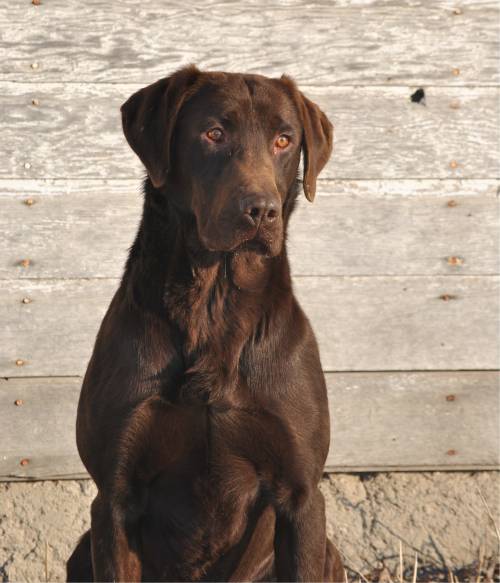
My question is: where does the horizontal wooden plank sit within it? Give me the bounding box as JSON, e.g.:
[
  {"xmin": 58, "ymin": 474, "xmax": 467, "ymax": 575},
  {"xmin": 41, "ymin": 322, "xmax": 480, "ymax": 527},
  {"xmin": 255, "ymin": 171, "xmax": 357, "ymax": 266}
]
[
  {"xmin": 1, "ymin": 179, "xmax": 498, "ymax": 278},
  {"xmin": 2, "ymin": 84, "xmax": 499, "ymax": 180},
  {"xmin": 325, "ymin": 371, "xmax": 500, "ymax": 470},
  {"xmin": 1, "ymin": 372, "xmax": 498, "ymax": 480},
  {"xmin": 3, "ymin": 0, "xmax": 498, "ymax": 85},
  {"xmin": 1, "ymin": 276, "xmax": 498, "ymax": 376}
]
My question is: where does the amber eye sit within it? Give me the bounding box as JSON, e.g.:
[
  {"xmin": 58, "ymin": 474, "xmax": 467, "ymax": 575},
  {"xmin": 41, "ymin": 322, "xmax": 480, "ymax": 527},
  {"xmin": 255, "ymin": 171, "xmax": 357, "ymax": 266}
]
[
  {"xmin": 275, "ymin": 134, "xmax": 290, "ymax": 149},
  {"xmin": 206, "ymin": 128, "xmax": 224, "ymax": 142}
]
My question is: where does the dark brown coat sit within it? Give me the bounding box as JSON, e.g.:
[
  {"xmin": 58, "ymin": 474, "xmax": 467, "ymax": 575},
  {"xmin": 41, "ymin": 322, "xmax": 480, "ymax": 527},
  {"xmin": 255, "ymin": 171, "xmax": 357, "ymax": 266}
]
[{"xmin": 67, "ymin": 65, "xmax": 343, "ymax": 582}]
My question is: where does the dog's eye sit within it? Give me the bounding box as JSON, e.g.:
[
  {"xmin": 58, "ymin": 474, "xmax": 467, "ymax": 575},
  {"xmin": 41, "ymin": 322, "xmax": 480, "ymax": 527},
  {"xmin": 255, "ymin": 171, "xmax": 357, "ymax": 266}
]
[
  {"xmin": 275, "ymin": 134, "xmax": 290, "ymax": 149},
  {"xmin": 206, "ymin": 128, "xmax": 224, "ymax": 142}
]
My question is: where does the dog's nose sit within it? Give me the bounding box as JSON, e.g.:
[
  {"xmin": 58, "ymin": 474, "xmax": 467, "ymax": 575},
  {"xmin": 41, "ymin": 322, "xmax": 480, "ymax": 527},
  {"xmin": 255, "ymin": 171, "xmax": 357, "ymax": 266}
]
[{"xmin": 240, "ymin": 195, "xmax": 279, "ymax": 227}]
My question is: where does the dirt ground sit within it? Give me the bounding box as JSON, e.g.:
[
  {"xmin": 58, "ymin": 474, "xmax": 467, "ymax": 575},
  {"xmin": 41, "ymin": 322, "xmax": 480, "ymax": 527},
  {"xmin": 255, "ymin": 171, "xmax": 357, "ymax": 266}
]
[{"xmin": 0, "ymin": 472, "xmax": 498, "ymax": 582}]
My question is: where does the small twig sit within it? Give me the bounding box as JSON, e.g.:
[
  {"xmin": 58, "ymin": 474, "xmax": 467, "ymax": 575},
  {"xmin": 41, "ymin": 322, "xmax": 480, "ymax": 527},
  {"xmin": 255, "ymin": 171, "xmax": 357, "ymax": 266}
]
[
  {"xmin": 354, "ymin": 569, "xmax": 370, "ymax": 583},
  {"xmin": 477, "ymin": 486, "xmax": 500, "ymax": 543},
  {"xmin": 476, "ymin": 544, "xmax": 484, "ymax": 583},
  {"xmin": 399, "ymin": 540, "xmax": 404, "ymax": 583},
  {"xmin": 412, "ymin": 552, "xmax": 418, "ymax": 583},
  {"xmin": 45, "ymin": 541, "xmax": 49, "ymax": 582}
]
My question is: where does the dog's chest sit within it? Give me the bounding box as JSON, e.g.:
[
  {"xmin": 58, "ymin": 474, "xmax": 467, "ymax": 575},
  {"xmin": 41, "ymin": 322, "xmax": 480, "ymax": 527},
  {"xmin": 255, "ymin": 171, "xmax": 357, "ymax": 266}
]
[{"xmin": 137, "ymin": 401, "xmax": 281, "ymax": 579}]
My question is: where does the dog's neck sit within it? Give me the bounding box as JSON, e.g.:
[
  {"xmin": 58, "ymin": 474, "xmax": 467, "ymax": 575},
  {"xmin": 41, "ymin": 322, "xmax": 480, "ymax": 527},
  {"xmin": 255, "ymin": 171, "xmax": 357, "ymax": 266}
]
[{"xmin": 123, "ymin": 180, "xmax": 297, "ymax": 402}]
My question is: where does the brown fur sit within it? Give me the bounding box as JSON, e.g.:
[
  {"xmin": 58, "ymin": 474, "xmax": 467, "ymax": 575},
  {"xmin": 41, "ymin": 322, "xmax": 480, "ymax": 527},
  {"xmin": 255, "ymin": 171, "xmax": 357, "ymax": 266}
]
[{"xmin": 67, "ymin": 66, "xmax": 344, "ymax": 582}]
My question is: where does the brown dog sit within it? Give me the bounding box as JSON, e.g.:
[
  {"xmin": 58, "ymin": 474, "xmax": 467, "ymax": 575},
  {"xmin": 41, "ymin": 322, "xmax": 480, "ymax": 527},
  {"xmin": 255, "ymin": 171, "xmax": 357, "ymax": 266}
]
[{"xmin": 67, "ymin": 65, "xmax": 343, "ymax": 582}]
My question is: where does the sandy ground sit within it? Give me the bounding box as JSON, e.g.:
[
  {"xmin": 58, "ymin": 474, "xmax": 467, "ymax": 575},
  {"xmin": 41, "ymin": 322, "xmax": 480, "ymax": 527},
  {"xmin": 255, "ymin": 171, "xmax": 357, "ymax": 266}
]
[{"xmin": 0, "ymin": 472, "xmax": 498, "ymax": 581}]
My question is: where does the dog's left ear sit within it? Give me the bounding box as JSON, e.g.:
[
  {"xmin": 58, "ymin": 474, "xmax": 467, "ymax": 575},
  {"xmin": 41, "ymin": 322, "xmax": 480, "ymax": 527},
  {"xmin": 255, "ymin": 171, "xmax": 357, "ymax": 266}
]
[
  {"xmin": 280, "ymin": 76, "xmax": 333, "ymax": 202},
  {"xmin": 121, "ymin": 65, "xmax": 200, "ymax": 188}
]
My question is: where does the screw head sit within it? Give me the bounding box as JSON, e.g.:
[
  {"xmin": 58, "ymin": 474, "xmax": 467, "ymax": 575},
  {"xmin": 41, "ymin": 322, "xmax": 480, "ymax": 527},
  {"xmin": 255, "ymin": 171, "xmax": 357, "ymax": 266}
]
[
  {"xmin": 15, "ymin": 359, "xmax": 25, "ymax": 366},
  {"xmin": 447, "ymin": 256, "xmax": 464, "ymax": 266},
  {"xmin": 20, "ymin": 458, "xmax": 29, "ymax": 466},
  {"xmin": 30, "ymin": 62, "xmax": 39, "ymax": 70},
  {"xmin": 14, "ymin": 399, "xmax": 23, "ymax": 406},
  {"xmin": 31, "ymin": 98, "xmax": 39, "ymax": 106},
  {"xmin": 19, "ymin": 259, "xmax": 31, "ymax": 268},
  {"xmin": 22, "ymin": 297, "xmax": 32, "ymax": 304}
]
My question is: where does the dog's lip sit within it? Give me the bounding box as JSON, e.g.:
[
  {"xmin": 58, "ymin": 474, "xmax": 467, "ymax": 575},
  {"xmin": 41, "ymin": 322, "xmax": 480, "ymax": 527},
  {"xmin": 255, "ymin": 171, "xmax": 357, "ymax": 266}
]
[{"xmin": 199, "ymin": 228, "xmax": 273, "ymax": 254}]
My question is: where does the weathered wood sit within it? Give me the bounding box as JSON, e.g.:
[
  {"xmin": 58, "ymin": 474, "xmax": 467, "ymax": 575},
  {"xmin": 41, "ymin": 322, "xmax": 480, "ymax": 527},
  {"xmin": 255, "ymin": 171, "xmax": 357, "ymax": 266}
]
[
  {"xmin": 2, "ymin": 83, "xmax": 499, "ymax": 181},
  {"xmin": 2, "ymin": 179, "xmax": 499, "ymax": 279},
  {"xmin": 1, "ymin": 276, "xmax": 498, "ymax": 377},
  {"xmin": 1, "ymin": 372, "xmax": 498, "ymax": 480},
  {"xmin": 325, "ymin": 371, "xmax": 500, "ymax": 470},
  {"xmin": 2, "ymin": 0, "xmax": 498, "ymax": 85}
]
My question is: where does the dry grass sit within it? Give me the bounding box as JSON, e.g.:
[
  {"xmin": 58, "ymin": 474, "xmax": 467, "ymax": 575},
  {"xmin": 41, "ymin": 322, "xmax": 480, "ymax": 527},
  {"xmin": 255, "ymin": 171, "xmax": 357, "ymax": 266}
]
[
  {"xmin": 344, "ymin": 548, "xmax": 499, "ymax": 583},
  {"xmin": 341, "ymin": 485, "xmax": 500, "ymax": 583}
]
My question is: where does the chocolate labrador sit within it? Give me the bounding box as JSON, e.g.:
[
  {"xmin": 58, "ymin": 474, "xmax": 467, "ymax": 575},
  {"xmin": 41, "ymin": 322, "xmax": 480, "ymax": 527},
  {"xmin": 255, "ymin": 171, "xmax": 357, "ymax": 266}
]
[{"xmin": 67, "ymin": 65, "xmax": 343, "ymax": 582}]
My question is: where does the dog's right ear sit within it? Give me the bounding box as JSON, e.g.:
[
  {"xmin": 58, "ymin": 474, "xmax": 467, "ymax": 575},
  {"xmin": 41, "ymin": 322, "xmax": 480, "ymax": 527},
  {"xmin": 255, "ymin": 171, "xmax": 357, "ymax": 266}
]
[{"xmin": 121, "ymin": 65, "xmax": 200, "ymax": 188}]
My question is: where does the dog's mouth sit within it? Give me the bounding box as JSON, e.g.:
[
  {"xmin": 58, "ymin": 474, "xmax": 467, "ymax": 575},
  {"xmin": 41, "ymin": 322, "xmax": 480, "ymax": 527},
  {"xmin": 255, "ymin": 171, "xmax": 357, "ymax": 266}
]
[{"xmin": 200, "ymin": 226, "xmax": 282, "ymax": 257}]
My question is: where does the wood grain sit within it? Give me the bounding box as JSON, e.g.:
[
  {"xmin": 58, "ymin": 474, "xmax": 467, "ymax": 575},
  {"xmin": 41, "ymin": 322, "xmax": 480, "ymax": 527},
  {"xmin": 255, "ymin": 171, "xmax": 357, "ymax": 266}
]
[
  {"xmin": 2, "ymin": 83, "xmax": 499, "ymax": 181},
  {"xmin": 2, "ymin": 371, "xmax": 498, "ymax": 480},
  {"xmin": 1, "ymin": 276, "xmax": 498, "ymax": 377},
  {"xmin": 2, "ymin": 179, "xmax": 498, "ymax": 279},
  {"xmin": 2, "ymin": 0, "xmax": 498, "ymax": 85}
]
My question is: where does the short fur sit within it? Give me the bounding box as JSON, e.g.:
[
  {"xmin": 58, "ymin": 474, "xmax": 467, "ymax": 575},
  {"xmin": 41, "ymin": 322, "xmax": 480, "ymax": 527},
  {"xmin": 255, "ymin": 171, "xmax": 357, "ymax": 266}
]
[{"xmin": 67, "ymin": 66, "xmax": 344, "ymax": 582}]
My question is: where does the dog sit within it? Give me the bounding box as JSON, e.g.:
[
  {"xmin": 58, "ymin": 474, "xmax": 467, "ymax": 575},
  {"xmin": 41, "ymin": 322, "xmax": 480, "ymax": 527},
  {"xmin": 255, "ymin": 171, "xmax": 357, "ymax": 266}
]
[{"xmin": 67, "ymin": 65, "xmax": 343, "ymax": 582}]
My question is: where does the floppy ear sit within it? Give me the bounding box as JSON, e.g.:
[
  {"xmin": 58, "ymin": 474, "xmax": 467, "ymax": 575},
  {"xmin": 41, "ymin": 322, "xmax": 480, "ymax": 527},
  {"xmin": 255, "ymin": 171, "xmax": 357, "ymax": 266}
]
[
  {"xmin": 121, "ymin": 65, "xmax": 200, "ymax": 188},
  {"xmin": 281, "ymin": 76, "xmax": 333, "ymax": 202}
]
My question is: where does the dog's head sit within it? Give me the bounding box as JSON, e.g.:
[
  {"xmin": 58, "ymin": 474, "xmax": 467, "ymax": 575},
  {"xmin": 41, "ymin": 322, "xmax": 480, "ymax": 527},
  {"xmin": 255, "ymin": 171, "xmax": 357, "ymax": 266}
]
[{"xmin": 121, "ymin": 65, "xmax": 333, "ymax": 257}]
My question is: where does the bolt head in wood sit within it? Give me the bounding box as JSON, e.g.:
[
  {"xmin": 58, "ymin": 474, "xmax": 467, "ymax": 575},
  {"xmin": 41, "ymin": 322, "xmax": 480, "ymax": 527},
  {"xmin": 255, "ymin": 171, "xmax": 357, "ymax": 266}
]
[
  {"xmin": 446, "ymin": 449, "xmax": 457, "ymax": 456},
  {"xmin": 447, "ymin": 200, "xmax": 457, "ymax": 207},
  {"xmin": 14, "ymin": 399, "xmax": 23, "ymax": 406},
  {"xmin": 31, "ymin": 98, "xmax": 39, "ymax": 106},
  {"xmin": 19, "ymin": 259, "xmax": 31, "ymax": 268},
  {"xmin": 449, "ymin": 160, "xmax": 458, "ymax": 169},
  {"xmin": 24, "ymin": 162, "xmax": 31, "ymax": 170},
  {"xmin": 446, "ymin": 395, "xmax": 456, "ymax": 401},
  {"xmin": 447, "ymin": 256, "xmax": 464, "ymax": 266},
  {"xmin": 24, "ymin": 197, "xmax": 35, "ymax": 206},
  {"xmin": 449, "ymin": 100, "xmax": 460, "ymax": 109},
  {"xmin": 22, "ymin": 297, "xmax": 32, "ymax": 304},
  {"xmin": 15, "ymin": 359, "xmax": 25, "ymax": 366},
  {"xmin": 452, "ymin": 68, "xmax": 460, "ymax": 76},
  {"xmin": 30, "ymin": 62, "xmax": 39, "ymax": 70},
  {"xmin": 20, "ymin": 458, "xmax": 30, "ymax": 466}
]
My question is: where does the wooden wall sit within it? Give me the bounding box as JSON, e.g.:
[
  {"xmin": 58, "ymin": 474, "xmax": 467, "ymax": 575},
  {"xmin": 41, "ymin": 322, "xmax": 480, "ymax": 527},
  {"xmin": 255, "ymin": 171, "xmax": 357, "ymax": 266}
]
[{"xmin": 1, "ymin": 0, "xmax": 499, "ymax": 480}]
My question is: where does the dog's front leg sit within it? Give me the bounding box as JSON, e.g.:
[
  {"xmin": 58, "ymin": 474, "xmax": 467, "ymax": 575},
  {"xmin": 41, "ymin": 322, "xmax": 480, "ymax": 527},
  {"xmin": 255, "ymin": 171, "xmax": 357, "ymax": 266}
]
[
  {"xmin": 274, "ymin": 487, "xmax": 328, "ymax": 582},
  {"xmin": 90, "ymin": 492, "xmax": 142, "ymax": 582}
]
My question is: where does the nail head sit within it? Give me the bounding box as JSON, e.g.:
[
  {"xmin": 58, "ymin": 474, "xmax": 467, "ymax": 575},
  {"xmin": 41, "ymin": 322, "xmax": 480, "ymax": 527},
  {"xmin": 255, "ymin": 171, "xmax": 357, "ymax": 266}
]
[
  {"xmin": 447, "ymin": 256, "xmax": 464, "ymax": 266},
  {"xmin": 14, "ymin": 399, "xmax": 23, "ymax": 406}
]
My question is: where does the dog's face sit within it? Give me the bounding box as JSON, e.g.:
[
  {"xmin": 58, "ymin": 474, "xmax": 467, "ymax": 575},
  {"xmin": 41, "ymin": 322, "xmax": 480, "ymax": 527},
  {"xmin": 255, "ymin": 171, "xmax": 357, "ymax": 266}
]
[{"xmin": 121, "ymin": 66, "xmax": 333, "ymax": 257}]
